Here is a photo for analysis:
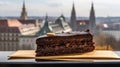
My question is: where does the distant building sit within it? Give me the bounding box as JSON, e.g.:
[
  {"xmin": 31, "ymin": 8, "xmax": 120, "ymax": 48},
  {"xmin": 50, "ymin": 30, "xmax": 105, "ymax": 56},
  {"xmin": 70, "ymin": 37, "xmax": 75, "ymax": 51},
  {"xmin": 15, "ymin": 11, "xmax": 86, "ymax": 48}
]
[
  {"xmin": 19, "ymin": 35, "xmax": 37, "ymax": 50},
  {"xmin": 0, "ymin": 19, "xmax": 40, "ymax": 51},
  {"xmin": 55, "ymin": 14, "xmax": 72, "ymax": 33},
  {"xmin": 36, "ymin": 14, "xmax": 72, "ymax": 36},
  {"xmin": 0, "ymin": 1, "xmax": 41, "ymax": 51},
  {"xmin": 0, "ymin": 0, "xmax": 72, "ymax": 51},
  {"xmin": 70, "ymin": 3, "xmax": 96, "ymax": 34},
  {"xmin": 0, "ymin": 14, "xmax": 71, "ymax": 51}
]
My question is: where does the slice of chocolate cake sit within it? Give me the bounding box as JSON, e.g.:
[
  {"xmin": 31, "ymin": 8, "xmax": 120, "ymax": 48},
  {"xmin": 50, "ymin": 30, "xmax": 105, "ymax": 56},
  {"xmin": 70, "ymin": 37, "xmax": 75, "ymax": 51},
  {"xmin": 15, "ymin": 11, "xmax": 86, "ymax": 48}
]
[{"xmin": 35, "ymin": 30, "xmax": 95, "ymax": 57}]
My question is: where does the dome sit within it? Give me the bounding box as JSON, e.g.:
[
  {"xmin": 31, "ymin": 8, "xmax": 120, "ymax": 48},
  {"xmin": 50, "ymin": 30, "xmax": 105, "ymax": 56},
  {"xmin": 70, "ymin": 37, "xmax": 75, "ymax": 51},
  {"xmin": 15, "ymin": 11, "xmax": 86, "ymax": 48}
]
[{"xmin": 59, "ymin": 14, "xmax": 66, "ymax": 21}]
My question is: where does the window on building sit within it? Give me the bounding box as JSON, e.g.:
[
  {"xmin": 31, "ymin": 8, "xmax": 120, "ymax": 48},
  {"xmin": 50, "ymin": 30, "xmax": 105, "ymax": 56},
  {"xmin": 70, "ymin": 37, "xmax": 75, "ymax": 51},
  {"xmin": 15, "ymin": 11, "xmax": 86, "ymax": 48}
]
[
  {"xmin": 22, "ymin": 39, "xmax": 25, "ymax": 42},
  {"xmin": 1, "ymin": 33, "xmax": 4, "ymax": 36},
  {"xmin": 5, "ymin": 37, "xmax": 8, "ymax": 41},
  {"xmin": 14, "ymin": 33, "xmax": 16, "ymax": 36},
  {"xmin": 9, "ymin": 33, "xmax": 12, "ymax": 36},
  {"xmin": 9, "ymin": 38, "xmax": 12, "ymax": 41},
  {"xmin": 1, "ymin": 37, "xmax": 4, "ymax": 41},
  {"xmin": 80, "ymin": 22, "xmax": 86, "ymax": 25},
  {"xmin": 5, "ymin": 33, "xmax": 8, "ymax": 36},
  {"xmin": 14, "ymin": 38, "xmax": 16, "ymax": 41}
]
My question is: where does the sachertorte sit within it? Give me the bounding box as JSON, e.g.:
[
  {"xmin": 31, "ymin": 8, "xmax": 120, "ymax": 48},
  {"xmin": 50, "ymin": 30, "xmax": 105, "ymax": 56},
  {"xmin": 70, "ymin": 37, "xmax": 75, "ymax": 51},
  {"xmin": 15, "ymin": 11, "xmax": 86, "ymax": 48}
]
[{"xmin": 35, "ymin": 30, "xmax": 95, "ymax": 57}]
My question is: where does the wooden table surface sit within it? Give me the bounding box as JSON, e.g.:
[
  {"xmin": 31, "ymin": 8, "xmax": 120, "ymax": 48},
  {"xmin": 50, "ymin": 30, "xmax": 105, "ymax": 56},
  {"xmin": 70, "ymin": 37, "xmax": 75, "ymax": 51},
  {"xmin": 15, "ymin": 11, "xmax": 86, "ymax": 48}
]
[{"xmin": 1, "ymin": 51, "xmax": 120, "ymax": 64}]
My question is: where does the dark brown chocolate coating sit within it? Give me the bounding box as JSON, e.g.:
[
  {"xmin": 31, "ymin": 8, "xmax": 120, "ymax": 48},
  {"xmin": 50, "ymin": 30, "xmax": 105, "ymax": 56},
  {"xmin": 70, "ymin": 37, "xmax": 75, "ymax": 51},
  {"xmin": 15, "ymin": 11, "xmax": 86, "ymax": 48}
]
[{"xmin": 35, "ymin": 32, "xmax": 95, "ymax": 57}]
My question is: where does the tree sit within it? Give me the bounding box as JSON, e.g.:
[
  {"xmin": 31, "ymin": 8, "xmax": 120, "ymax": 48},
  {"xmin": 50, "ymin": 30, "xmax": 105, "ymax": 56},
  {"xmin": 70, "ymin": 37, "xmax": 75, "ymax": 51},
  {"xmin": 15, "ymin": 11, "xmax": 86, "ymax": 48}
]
[
  {"xmin": 104, "ymin": 34, "xmax": 117, "ymax": 50},
  {"xmin": 94, "ymin": 33, "xmax": 117, "ymax": 50},
  {"xmin": 94, "ymin": 33, "xmax": 107, "ymax": 46}
]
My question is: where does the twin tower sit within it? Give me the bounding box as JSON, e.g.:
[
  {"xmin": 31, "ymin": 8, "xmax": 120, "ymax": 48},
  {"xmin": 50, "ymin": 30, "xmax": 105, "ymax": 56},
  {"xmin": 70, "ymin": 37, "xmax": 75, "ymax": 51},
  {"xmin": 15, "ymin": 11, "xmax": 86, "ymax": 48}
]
[{"xmin": 70, "ymin": 3, "xmax": 96, "ymax": 34}]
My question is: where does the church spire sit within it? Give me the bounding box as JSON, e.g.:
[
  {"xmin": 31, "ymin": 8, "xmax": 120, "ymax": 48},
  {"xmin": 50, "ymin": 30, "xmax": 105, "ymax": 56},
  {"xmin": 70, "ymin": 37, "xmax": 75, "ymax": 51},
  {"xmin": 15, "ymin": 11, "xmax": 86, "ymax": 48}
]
[
  {"xmin": 20, "ymin": 0, "xmax": 28, "ymax": 20},
  {"xmin": 45, "ymin": 13, "xmax": 48, "ymax": 20},
  {"xmin": 45, "ymin": 13, "xmax": 49, "ymax": 26},
  {"xmin": 70, "ymin": 2, "xmax": 77, "ymax": 31},
  {"xmin": 89, "ymin": 2, "xmax": 96, "ymax": 34},
  {"xmin": 36, "ymin": 13, "xmax": 53, "ymax": 36}
]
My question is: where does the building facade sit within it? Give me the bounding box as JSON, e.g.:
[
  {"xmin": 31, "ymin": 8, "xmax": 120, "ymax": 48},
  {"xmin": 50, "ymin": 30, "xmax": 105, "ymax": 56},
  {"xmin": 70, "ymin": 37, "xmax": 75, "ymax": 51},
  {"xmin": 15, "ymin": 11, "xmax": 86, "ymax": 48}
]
[
  {"xmin": 0, "ymin": 19, "xmax": 40, "ymax": 51},
  {"xmin": 19, "ymin": 35, "xmax": 37, "ymax": 50},
  {"xmin": 76, "ymin": 20, "xmax": 89, "ymax": 31}
]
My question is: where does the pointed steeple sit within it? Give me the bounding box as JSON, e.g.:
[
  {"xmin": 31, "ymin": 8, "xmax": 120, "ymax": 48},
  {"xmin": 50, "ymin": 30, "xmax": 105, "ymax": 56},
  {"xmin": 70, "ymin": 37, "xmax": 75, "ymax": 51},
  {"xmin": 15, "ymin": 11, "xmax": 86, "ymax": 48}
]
[
  {"xmin": 70, "ymin": 2, "xmax": 77, "ymax": 31},
  {"xmin": 36, "ymin": 14, "xmax": 52, "ymax": 36},
  {"xmin": 23, "ymin": 0, "xmax": 25, "ymax": 10},
  {"xmin": 20, "ymin": 0, "xmax": 28, "ymax": 20},
  {"xmin": 45, "ymin": 13, "xmax": 49, "ymax": 26},
  {"xmin": 89, "ymin": 2, "xmax": 96, "ymax": 34},
  {"xmin": 45, "ymin": 13, "xmax": 48, "ymax": 20}
]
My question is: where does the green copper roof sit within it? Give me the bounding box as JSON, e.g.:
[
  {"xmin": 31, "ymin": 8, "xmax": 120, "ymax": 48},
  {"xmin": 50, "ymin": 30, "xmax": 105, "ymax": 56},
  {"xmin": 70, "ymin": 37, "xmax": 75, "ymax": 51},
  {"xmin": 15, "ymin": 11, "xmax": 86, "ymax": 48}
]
[{"xmin": 35, "ymin": 15, "xmax": 53, "ymax": 36}]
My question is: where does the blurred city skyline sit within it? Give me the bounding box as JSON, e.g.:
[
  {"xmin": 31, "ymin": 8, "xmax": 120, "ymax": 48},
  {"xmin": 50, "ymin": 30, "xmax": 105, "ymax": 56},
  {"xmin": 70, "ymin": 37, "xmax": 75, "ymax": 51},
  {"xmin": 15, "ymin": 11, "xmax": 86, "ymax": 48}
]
[{"xmin": 0, "ymin": 0, "xmax": 120, "ymax": 17}]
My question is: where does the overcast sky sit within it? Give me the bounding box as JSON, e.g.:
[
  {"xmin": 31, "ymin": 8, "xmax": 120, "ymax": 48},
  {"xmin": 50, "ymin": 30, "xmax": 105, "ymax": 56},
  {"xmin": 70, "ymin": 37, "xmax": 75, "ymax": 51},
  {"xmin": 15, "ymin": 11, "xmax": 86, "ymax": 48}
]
[{"xmin": 0, "ymin": 0, "xmax": 120, "ymax": 17}]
